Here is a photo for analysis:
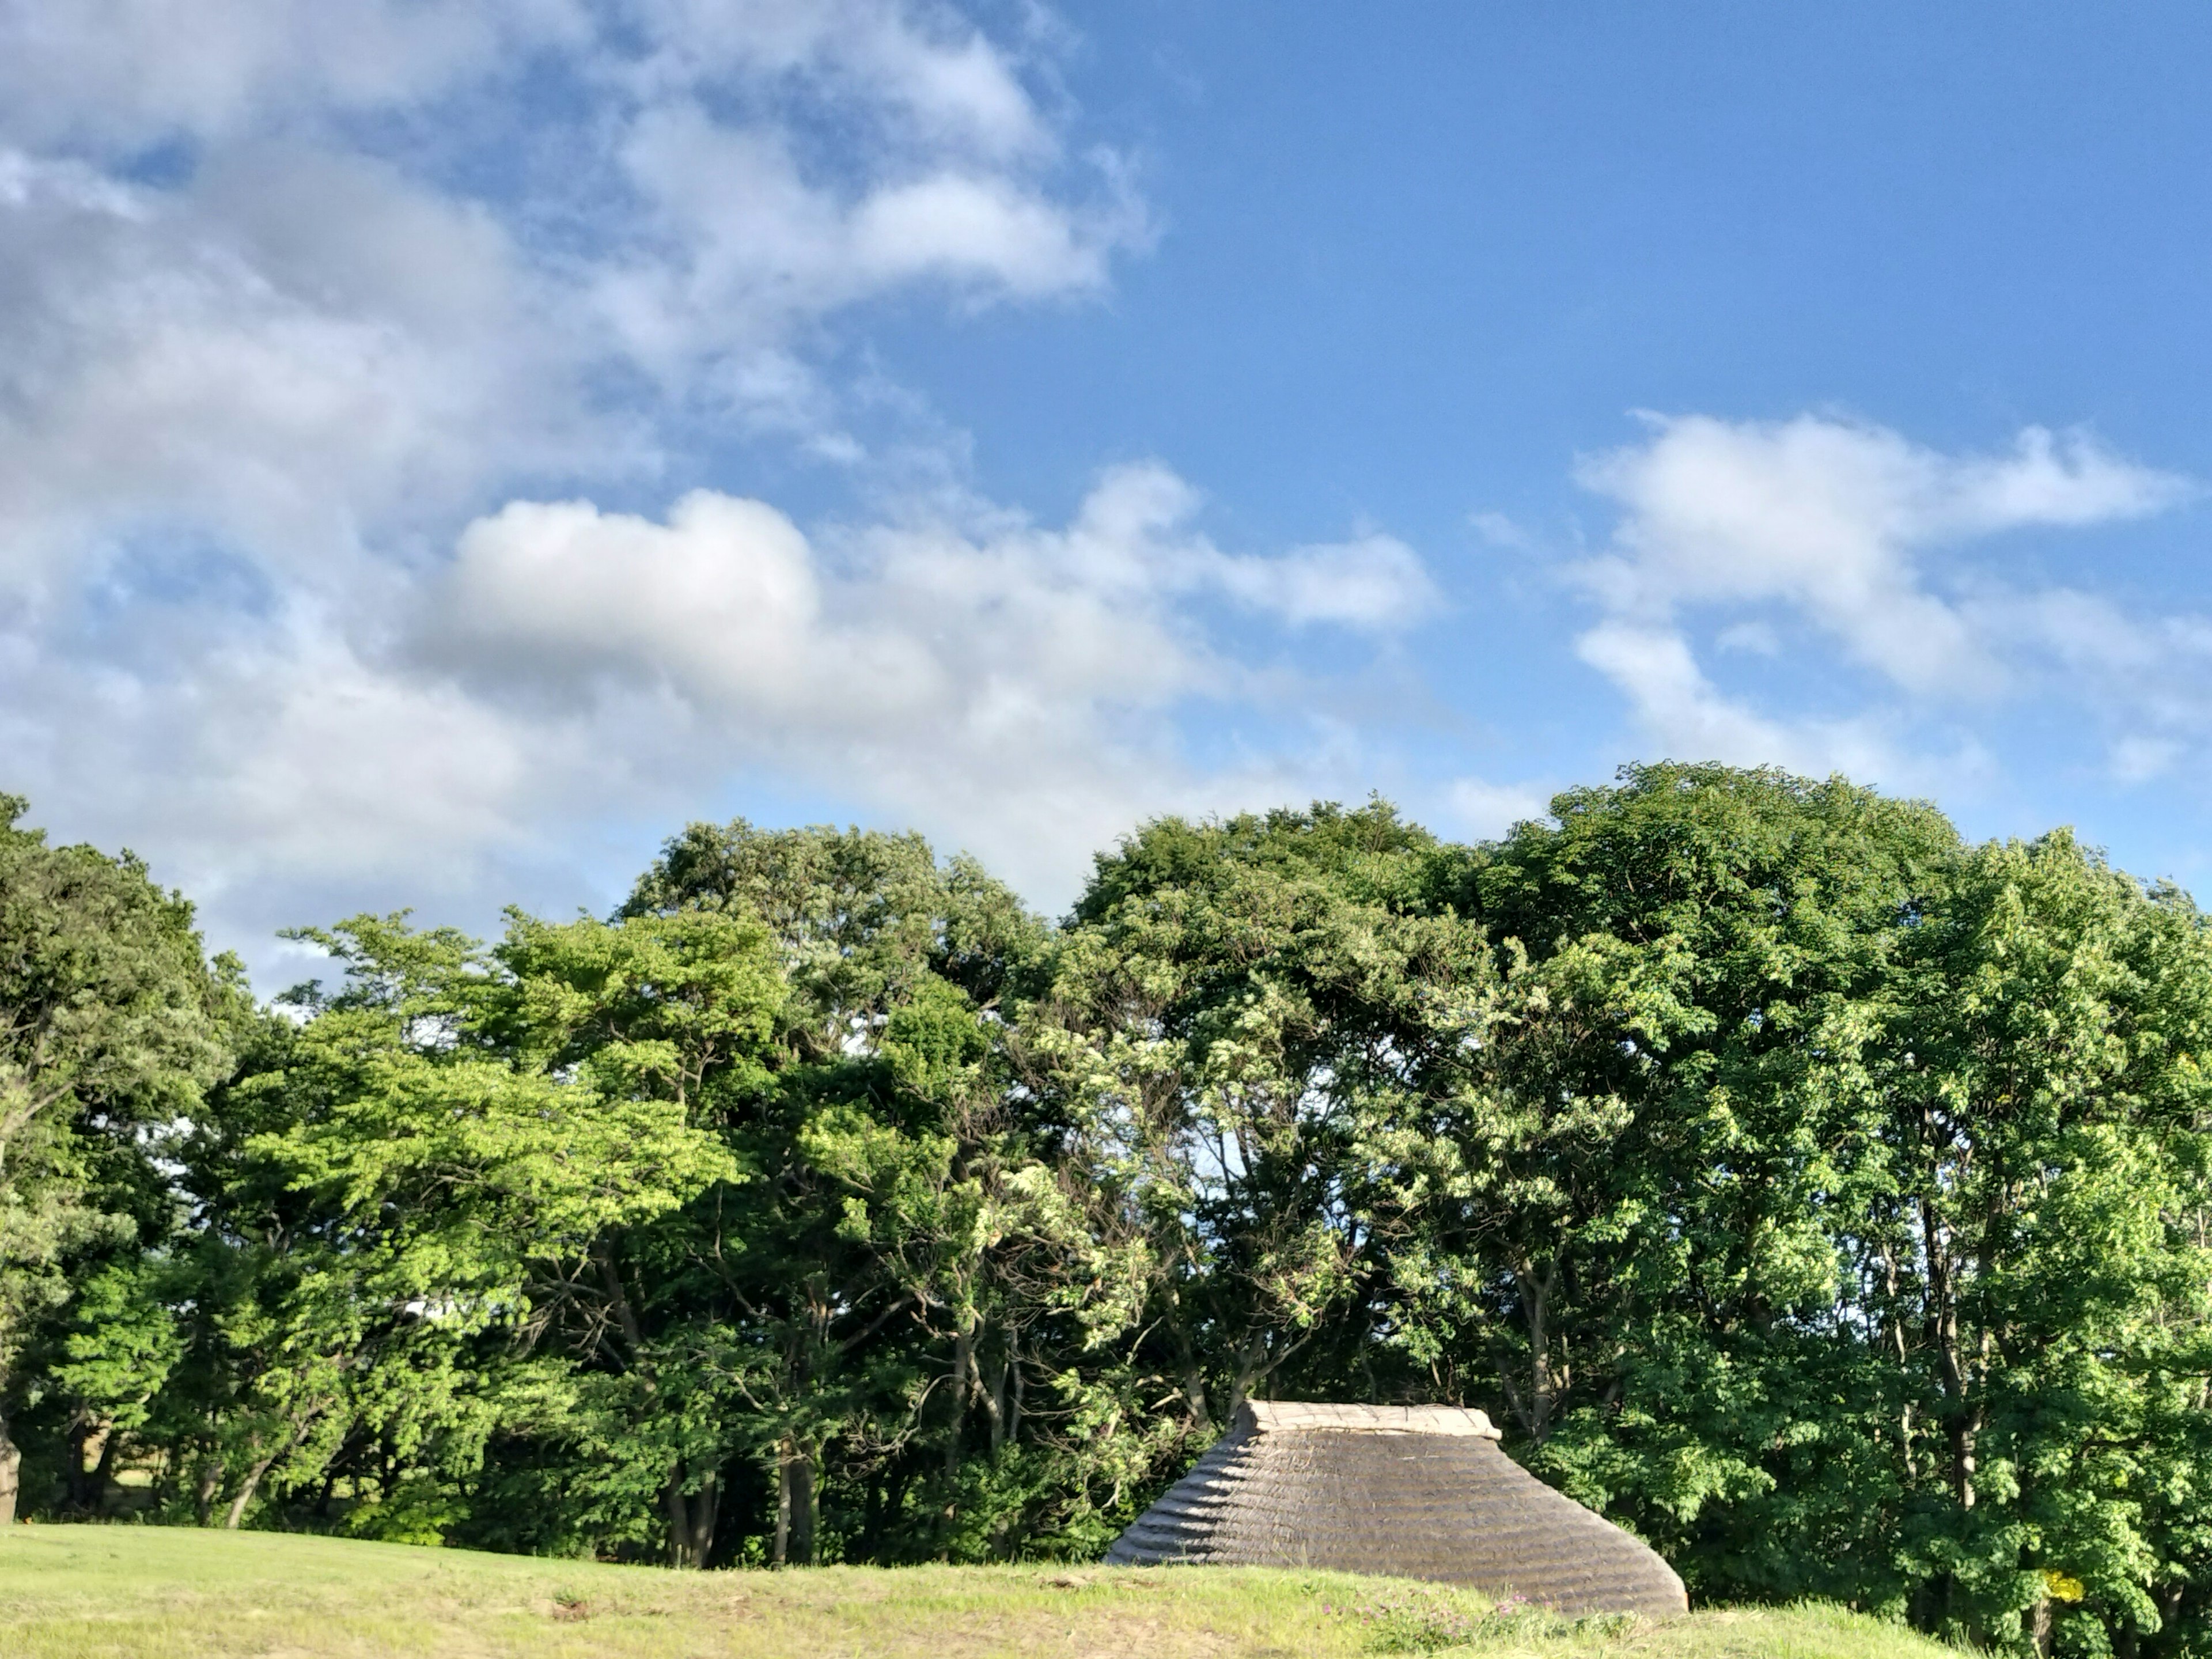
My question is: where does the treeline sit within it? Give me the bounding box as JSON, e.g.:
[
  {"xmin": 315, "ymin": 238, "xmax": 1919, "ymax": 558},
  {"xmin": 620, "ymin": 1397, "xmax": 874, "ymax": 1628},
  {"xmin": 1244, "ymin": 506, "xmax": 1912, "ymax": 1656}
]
[{"xmin": 7, "ymin": 764, "xmax": 2212, "ymax": 1656}]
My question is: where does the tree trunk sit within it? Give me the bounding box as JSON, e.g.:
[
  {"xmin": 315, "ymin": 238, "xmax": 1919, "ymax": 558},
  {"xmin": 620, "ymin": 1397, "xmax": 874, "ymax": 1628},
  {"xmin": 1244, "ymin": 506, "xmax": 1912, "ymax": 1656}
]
[
  {"xmin": 1226, "ymin": 1331, "xmax": 1266, "ymax": 1422},
  {"xmin": 0, "ymin": 1414, "xmax": 20, "ymax": 1527},
  {"xmin": 789, "ymin": 1446, "xmax": 815, "ymax": 1565},
  {"xmin": 665, "ymin": 1468, "xmax": 718, "ymax": 1569},
  {"xmin": 90, "ymin": 1423, "xmax": 119, "ymax": 1516},
  {"xmin": 1920, "ymin": 1194, "xmax": 1976, "ymax": 1510},
  {"xmin": 224, "ymin": 1447, "xmax": 281, "ymax": 1529},
  {"xmin": 946, "ymin": 1317, "xmax": 974, "ymax": 1478},
  {"xmin": 224, "ymin": 1416, "xmax": 313, "ymax": 1531},
  {"xmin": 1949, "ymin": 1406, "xmax": 1981, "ymax": 1513},
  {"xmin": 774, "ymin": 1440, "xmax": 814, "ymax": 1566},
  {"xmin": 1179, "ymin": 1359, "xmax": 1211, "ymax": 1436},
  {"xmin": 1512, "ymin": 1259, "xmax": 1559, "ymax": 1443},
  {"xmin": 1167, "ymin": 1283, "xmax": 1211, "ymax": 1437},
  {"xmin": 694, "ymin": 1473, "xmax": 718, "ymax": 1566},
  {"xmin": 195, "ymin": 1455, "xmax": 222, "ymax": 1526},
  {"xmin": 65, "ymin": 1416, "xmax": 96, "ymax": 1515},
  {"xmin": 975, "ymin": 1332, "xmax": 1005, "ymax": 1457},
  {"xmin": 774, "ymin": 1445, "xmax": 791, "ymax": 1566}
]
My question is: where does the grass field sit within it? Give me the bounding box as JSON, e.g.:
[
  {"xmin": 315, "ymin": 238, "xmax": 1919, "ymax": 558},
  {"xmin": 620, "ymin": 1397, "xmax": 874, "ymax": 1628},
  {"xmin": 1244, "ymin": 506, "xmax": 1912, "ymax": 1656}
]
[{"xmin": 0, "ymin": 1524, "xmax": 1956, "ymax": 1658}]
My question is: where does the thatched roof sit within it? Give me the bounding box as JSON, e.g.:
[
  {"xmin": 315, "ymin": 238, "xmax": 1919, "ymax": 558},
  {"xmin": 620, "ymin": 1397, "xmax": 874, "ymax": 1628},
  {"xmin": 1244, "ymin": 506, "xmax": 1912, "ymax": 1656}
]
[{"xmin": 1104, "ymin": 1400, "xmax": 1687, "ymax": 1618}]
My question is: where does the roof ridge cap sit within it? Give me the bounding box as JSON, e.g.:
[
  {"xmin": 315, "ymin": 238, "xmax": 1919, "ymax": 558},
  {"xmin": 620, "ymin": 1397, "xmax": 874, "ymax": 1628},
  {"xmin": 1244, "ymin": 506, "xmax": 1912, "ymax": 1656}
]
[{"xmin": 1237, "ymin": 1400, "xmax": 1503, "ymax": 1439}]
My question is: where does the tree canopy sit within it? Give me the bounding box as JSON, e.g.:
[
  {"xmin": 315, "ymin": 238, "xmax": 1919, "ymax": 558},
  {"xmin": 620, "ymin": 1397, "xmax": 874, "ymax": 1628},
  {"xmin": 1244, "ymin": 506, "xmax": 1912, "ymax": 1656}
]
[{"xmin": 10, "ymin": 767, "xmax": 2212, "ymax": 1657}]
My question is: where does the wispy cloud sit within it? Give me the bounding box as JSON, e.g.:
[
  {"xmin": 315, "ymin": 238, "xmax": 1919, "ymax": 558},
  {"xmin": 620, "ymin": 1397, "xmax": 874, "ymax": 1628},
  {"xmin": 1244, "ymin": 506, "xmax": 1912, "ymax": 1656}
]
[
  {"xmin": 1575, "ymin": 414, "xmax": 2186, "ymax": 697},
  {"xmin": 1446, "ymin": 776, "xmax": 1552, "ymax": 838},
  {"xmin": 1571, "ymin": 413, "xmax": 2196, "ymax": 789}
]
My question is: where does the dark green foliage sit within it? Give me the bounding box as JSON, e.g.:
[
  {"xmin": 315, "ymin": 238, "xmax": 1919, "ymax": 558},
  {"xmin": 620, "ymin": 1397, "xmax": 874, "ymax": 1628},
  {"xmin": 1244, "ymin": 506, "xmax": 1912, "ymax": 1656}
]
[
  {"xmin": 0, "ymin": 795, "xmax": 242, "ymax": 1523},
  {"xmin": 14, "ymin": 772, "xmax": 2212, "ymax": 1656}
]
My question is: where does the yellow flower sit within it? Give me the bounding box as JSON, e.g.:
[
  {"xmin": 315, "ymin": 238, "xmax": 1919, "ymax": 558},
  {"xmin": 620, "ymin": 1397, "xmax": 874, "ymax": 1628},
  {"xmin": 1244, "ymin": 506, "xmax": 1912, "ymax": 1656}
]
[{"xmin": 2043, "ymin": 1570, "xmax": 2085, "ymax": 1604}]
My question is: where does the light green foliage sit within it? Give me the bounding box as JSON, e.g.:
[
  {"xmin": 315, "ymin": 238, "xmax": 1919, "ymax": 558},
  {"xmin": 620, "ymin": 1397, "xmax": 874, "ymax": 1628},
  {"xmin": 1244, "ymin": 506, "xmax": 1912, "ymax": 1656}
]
[
  {"xmin": 260, "ymin": 914, "xmax": 752, "ymax": 1263},
  {"xmin": 156, "ymin": 907, "xmax": 774, "ymax": 1540},
  {"xmin": 1853, "ymin": 832, "xmax": 2212, "ymax": 1652},
  {"xmin": 1429, "ymin": 770, "xmax": 2212, "ymax": 1657},
  {"xmin": 49, "ymin": 1260, "xmax": 181, "ymax": 1445}
]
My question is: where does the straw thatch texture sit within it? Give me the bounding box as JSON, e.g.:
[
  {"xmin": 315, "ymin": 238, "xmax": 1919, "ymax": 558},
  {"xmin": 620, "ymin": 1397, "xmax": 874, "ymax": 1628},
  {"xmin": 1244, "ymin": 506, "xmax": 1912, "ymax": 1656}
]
[{"xmin": 1105, "ymin": 1401, "xmax": 1687, "ymax": 1618}]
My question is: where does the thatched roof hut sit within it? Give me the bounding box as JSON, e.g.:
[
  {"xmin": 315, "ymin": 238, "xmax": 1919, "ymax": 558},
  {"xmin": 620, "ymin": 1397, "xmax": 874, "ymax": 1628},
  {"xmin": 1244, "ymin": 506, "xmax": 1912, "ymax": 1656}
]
[{"xmin": 1105, "ymin": 1402, "xmax": 1687, "ymax": 1618}]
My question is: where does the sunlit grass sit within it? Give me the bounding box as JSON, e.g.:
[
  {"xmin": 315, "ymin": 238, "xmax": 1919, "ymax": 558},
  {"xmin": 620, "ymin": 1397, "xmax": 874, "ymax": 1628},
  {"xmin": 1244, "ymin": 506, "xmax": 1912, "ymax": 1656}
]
[{"xmin": 0, "ymin": 1524, "xmax": 1957, "ymax": 1658}]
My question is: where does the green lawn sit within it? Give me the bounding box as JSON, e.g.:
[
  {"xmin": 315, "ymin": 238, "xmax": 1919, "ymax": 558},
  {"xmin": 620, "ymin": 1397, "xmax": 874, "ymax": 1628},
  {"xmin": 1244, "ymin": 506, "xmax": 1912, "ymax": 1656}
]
[{"xmin": 0, "ymin": 1524, "xmax": 1955, "ymax": 1658}]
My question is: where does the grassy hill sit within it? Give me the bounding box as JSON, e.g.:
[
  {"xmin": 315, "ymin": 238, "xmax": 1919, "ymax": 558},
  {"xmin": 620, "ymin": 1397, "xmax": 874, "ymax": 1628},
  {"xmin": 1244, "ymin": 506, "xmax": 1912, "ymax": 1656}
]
[{"xmin": 0, "ymin": 1525, "xmax": 1955, "ymax": 1658}]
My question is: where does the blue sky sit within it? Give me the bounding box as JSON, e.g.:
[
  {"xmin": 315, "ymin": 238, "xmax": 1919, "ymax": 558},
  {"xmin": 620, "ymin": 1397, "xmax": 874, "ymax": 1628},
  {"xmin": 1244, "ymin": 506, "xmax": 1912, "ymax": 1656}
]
[{"xmin": 5, "ymin": 2, "xmax": 2211, "ymax": 986}]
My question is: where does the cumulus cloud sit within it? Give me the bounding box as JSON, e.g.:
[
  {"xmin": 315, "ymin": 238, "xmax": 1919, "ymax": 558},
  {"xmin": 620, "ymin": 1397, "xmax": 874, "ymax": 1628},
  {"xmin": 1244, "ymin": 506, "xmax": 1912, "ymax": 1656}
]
[
  {"xmin": 0, "ymin": 0, "xmax": 1051, "ymax": 165},
  {"xmin": 1211, "ymin": 535, "xmax": 1437, "ymax": 630},
  {"xmin": 1576, "ymin": 414, "xmax": 2186, "ymax": 697},
  {"xmin": 606, "ymin": 101, "xmax": 1141, "ymax": 382},
  {"xmin": 4, "ymin": 454, "xmax": 1431, "ymax": 976},
  {"xmin": 0, "ymin": 0, "xmax": 1146, "ymax": 583},
  {"xmin": 0, "ymin": 145, "xmax": 599, "ymax": 597},
  {"xmin": 0, "ymin": 0, "xmax": 1210, "ymax": 975},
  {"xmin": 1571, "ymin": 414, "xmax": 2195, "ymax": 787},
  {"xmin": 410, "ymin": 464, "xmax": 1434, "ymax": 894},
  {"xmin": 0, "ymin": 599, "xmax": 558, "ymax": 905},
  {"xmin": 2112, "ymin": 734, "xmax": 2184, "ymax": 785}
]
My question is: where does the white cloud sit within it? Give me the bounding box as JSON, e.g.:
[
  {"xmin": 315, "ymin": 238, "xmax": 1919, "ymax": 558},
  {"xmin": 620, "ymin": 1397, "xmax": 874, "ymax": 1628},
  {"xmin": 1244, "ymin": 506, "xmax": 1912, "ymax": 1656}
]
[
  {"xmin": 1469, "ymin": 510, "xmax": 1532, "ymax": 552},
  {"xmin": 1028, "ymin": 465, "xmax": 1435, "ymax": 630},
  {"xmin": 1213, "ymin": 534, "xmax": 1438, "ymax": 630},
  {"xmin": 849, "ymin": 171, "xmax": 1119, "ymax": 294},
  {"xmin": 2, "ymin": 439, "xmax": 1435, "ymax": 982},
  {"xmin": 1570, "ymin": 413, "xmax": 2194, "ymax": 792},
  {"xmin": 0, "ymin": 0, "xmax": 1193, "ymax": 971},
  {"xmin": 0, "ymin": 604, "xmax": 556, "ymax": 907},
  {"xmin": 1714, "ymin": 619, "xmax": 1779, "ymax": 656},
  {"xmin": 0, "ymin": 0, "xmax": 1050, "ymax": 165},
  {"xmin": 0, "ymin": 0, "xmax": 586, "ymax": 149},
  {"xmin": 0, "ymin": 146, "xmax": 601, "ymax": 597},
  {"xmin": 608, "ymin": 103, "xmax": 1138, "ymax": 371},
  {"xmin": 1574, "ymin": 620, "xmax": 1910, "ymax": 783},
  {"xmin": 626, "ymin": 0, "xmax": 1055, "ymax": 161},
  {"xmin": 1576, "ymin": 414, "xmax": 2185, "ymax": 697},
  {"xmin": 2112, "ymin": 735, "xmax": 2184, "ymax": 785},
  {"xmin": 422, "ymin": 467, "xmax": 1434, "ymax": 900},
  {"xmin": 1446, "ymin": 777, "xmax": 1551, "ymax": 839},
  {"xmin": 437, "ymin": 491, "xmax": 949, "ymax": 719},
  {"xmin": 0, "ymin": 0, "xmax": 1146, "ymax": 559}
]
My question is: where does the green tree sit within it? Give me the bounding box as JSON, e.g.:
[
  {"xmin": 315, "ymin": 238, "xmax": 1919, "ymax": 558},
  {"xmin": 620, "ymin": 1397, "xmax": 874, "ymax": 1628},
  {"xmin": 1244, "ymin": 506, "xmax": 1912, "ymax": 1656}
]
[
  {"xmin": 210, "ymin": 910, "xmax": 759, "ymax": 1544},
  {"xmin": 0, "ymin": 796, "xmax": 237, "ymax": 1524},
  {"xmin": 1024, "ymin": 801, "xmax": 1499, "ymax": 1487},
  {"xmin": 1440, "ymin": 763, "xmax": 1957, "ymax": 1528},
  {"xmin": 611, "ymin": 818, "xmax": 1088, "ymax": 1565},
  {"xmin": 1424, "ymin": 766, "xmax": 2212, "ymax": 1657},
  {"xmin": 1861, "ymin": 832, "xmax": 2212, "ymax": 1656},
  {"xmin": 35, "ymin": 764, "xmax": 2212, "ymax": 1659}
]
